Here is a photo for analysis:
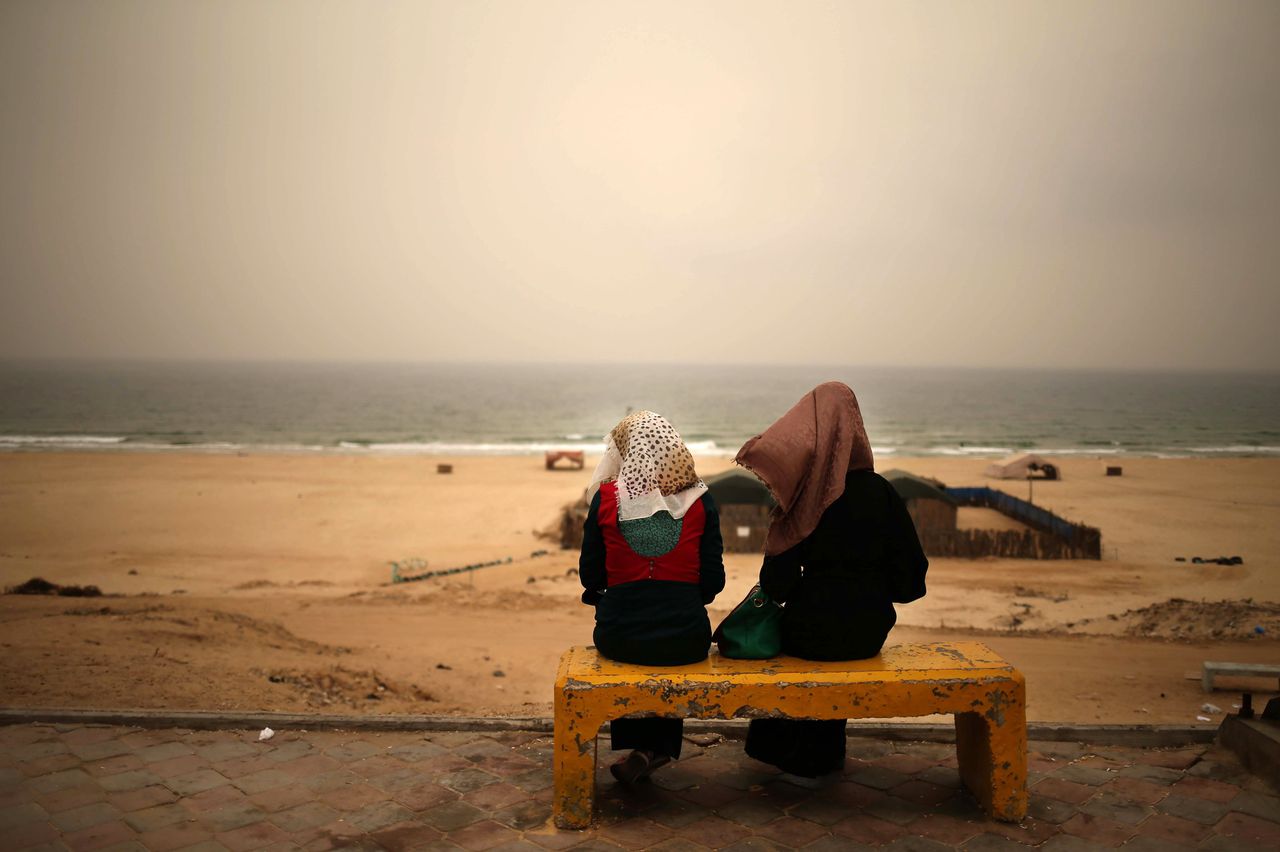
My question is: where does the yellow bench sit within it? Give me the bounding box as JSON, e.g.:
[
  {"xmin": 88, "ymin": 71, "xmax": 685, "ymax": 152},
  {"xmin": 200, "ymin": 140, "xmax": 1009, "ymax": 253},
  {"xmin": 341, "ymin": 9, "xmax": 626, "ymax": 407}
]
[{"xmin": 553, "ymin": 641, "xmax": 1027, "ymax": 828}]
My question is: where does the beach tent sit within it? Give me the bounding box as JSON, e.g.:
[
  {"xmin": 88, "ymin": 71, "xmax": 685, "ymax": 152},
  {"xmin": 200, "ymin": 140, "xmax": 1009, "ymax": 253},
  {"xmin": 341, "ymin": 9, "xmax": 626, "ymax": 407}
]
[
  {"xmin": 984, "ymin": 453, "xmax": 1060, "ymax": 480},
  {"xmin": 882, "ymin": 469, "xmax": 958, "ymax": 533},
  {"xmin": 704, "ymin": 468, "xmax": 776, "ymax": 508},
  {"xmin": 703, "ymin": 469, "xmax": 774, "ymax": 552}
]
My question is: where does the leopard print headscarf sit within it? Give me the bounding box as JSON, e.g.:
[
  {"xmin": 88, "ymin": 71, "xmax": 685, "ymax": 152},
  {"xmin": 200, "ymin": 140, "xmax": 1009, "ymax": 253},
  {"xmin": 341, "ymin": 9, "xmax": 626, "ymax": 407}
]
[{"xmin": 587, "ymin": 411, "xmax": 707, "ymax": 521}]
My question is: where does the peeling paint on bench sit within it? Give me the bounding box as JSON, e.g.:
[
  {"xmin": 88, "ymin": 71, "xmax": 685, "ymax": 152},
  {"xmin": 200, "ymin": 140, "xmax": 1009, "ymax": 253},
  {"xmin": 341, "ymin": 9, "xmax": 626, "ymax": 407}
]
[{"xmin": 552, "ymin": 642, "xmax": 1028, "ymax": 828}]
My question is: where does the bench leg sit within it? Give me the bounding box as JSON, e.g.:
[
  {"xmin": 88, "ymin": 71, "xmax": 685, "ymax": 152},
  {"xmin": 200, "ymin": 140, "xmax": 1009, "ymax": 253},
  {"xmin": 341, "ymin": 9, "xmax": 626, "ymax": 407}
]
[
  {"xmin": 553, "ymin": 705, "xmax": 603, "ymax": 829},
  {"xmin": 955, "ymin": 700, "xmax": 1028, "ymax": 821}
]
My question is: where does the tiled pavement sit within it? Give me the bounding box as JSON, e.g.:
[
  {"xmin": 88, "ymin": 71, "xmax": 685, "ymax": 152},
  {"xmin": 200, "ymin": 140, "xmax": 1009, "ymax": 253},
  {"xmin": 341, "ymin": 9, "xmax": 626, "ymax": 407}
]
[{"xmin": 1, "ymin": 723, "xmax": 1278, "ymax": 850}]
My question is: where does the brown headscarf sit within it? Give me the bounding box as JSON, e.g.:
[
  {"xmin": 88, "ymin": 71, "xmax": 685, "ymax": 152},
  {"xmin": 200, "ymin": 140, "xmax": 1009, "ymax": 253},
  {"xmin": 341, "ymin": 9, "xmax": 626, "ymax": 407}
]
[{"xmin": 735, "ymin": 382, "xmax": 875, "ymax": 555}]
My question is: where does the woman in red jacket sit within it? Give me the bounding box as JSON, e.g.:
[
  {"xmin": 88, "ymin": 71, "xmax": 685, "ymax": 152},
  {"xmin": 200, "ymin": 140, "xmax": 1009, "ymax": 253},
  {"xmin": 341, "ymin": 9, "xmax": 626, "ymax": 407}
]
[{"xmin": 579, "ymin": 411, "xmax": 725, "ymax": 783}]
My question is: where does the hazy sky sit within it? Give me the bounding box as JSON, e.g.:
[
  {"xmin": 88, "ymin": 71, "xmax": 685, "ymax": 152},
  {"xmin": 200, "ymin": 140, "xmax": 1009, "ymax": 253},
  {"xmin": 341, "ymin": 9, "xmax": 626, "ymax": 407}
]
[{"xmin": 2, "ymin": 1, "xmax": 1277, "ymax": 369}]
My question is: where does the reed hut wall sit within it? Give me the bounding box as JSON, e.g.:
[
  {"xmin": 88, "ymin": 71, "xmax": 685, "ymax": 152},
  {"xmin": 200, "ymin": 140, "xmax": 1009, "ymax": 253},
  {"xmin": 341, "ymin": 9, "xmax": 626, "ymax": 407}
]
[
  {"xmin": 905, "ymin": 499, "xmax": 957, "ymax": 534},
  {"xmin": 918, "ymin": 527, "xmax": 1101, "ymax": 559},
  {"xmin": 718, "ymin": 504, "xmax": 772, "ymax": 553}
]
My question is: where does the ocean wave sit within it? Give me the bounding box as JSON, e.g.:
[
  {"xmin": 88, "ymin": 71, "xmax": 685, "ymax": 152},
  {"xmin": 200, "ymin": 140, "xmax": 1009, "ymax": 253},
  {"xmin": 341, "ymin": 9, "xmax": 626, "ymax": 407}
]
[
  {"xmin": 0, "ymin": 434, "xmax": 127, "ymax": 446},
  {"xmin": 1184, "ymin": 445, "xmax": 1280, "ymax": 454},
  {"xmin": 334, "ymin": 439, "xmax": 733, "ymax": 456}
]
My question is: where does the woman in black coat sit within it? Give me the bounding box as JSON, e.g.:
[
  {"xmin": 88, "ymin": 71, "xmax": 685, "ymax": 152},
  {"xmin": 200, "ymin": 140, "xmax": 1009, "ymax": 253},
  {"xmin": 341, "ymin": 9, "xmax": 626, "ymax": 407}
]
[
  {"xmin": 579, "ymin": 411, "xmax": 725, "ymax": 783},
  {"xmin": 736, "ymin": 382, "xmax": 927, "ymax": 777}
]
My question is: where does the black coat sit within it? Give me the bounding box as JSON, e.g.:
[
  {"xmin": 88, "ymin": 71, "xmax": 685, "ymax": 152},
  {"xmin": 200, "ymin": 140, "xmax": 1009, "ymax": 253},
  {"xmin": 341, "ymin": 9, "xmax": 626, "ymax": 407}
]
[
  {"xmin": 759, "ymin": 470, "xmax": 927, "ymax": 661},
  {"xmin": 579, "ymin": 491, "xmax": 725, "ymax": 666}
]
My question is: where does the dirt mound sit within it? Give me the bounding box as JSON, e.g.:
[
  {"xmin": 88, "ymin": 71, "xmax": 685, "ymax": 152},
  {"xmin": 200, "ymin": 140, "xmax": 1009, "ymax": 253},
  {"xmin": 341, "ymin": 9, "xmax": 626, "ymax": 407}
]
[
  {"xmin": 6, "ymin": 577, "xmax": 103, "ymax": 597},
  {"xmin": 254, "ymin": 666, "xmax": 435, "ymax": 709},
  {"xmin": 1115, "ymin": 598, "xmax": 1280, "ymax": 642}
]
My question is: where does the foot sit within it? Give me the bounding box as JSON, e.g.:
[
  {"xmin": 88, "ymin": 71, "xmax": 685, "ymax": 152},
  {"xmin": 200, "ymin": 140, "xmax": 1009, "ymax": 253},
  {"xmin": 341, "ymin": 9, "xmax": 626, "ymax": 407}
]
[
  {"xmin": 609, "ymin": 750, "xmax": 673, "ymax": 784},
  {"xmin": 610, "ymin": 750, "xmax": 651, "ymax": 784}
]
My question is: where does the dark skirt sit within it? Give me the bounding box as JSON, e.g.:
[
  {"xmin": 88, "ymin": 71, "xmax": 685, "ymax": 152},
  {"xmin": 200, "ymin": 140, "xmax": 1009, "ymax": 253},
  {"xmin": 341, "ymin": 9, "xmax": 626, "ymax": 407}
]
[
  {"xmin": 594, "ymin": 581, "xmax": 711, "ymax": 758},
  {"xmin": 745, "ymin": 605, "xmax": 893, "ymax": 776}
]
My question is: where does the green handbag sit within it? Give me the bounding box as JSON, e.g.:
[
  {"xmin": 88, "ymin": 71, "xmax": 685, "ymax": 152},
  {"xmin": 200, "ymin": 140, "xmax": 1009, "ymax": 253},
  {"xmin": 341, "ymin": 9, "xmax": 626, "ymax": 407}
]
[{"xmin": 713, "ymin": 584, "xmax": 784, "ymax": 659}]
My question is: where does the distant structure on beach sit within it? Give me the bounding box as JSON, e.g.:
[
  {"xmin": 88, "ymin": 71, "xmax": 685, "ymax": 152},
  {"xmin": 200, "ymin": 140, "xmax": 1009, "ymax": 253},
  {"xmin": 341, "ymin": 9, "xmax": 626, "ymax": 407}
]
[
  {"xmin": 704, "ymin": 469, "xmax": 776, "ymax": 553},
  {"xmin": 985, "ymin": 453, "xmax": 1060, "ymax": 480},
  {"xmin": 882, "ymin": 469, "xmax": 958, "ymax": 534},
  {"xmin": 545, "ymin": 450, "xmax": 585, "ymax": 471},
  {"xmin": 883, "ymin": 468, "xmax": 1100, "ymax": 560}
]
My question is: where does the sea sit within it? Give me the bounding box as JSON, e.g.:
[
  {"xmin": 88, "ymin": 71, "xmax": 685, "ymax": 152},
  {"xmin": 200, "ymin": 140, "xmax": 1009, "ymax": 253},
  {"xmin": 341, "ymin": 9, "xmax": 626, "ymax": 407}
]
[{"xmin": 1, "ymin": 361, "xmax": 1277, "ymax": 459}]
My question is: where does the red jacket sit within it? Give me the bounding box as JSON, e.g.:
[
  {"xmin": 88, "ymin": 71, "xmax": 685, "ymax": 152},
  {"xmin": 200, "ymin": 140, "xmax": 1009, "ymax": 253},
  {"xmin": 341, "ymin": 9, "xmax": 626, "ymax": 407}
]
[{"xmin": 596, "ymin": 481, "xmax": 705, "ymax": 586}]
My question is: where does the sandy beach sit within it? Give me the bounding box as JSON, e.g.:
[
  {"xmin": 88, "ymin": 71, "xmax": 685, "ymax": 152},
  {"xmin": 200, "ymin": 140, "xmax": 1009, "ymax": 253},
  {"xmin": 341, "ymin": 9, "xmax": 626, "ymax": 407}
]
[{"xmin": 1, "ymin": 452, "xmax": 1276, "ymax": 726}]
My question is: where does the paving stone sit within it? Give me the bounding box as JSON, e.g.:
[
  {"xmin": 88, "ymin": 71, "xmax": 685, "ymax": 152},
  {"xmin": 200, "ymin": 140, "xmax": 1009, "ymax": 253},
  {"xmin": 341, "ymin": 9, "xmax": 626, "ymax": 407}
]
[
  {"xmin": 386, "ymin": 740, "xmax": 449, "ymax": 762},
  {"xmin": 644, "ymin": 839, "xmax": 713, "ymax": 852},
  {"xmin": 642, "ymin": 798, "xmax": 710, "ymax": 829},
  {"xmin": 318, "ymin": 782, "xmax": 385, "ymax": 812},
  {"xmin": 1033, "ymin": 777, "xmax": 1096, "ymax": 805},
  {"xmin": 18, "ymin": 753, "xmax": 83, "ymax": 778},
  {"xmin": 845, "ymin": 765, "xmax": 909, "ymax": 791},
  {"xmin": 0, "ymin": 801, "xmax": 51, "ymax": 829},
  {"xmin": 1037, "ymin": 836, "xmax": 1103, "ymax": 852},
  {"xmin": 1131, "ymin": 811, "xmax": 1209, "ymax": 845},
  {"xmin": 863, "ymin": 792, "xmax": 924, "ymax": 827},
  {"xmin": 909, "ymin": 813, "xmax": 985, "ymax": 845},
  {"xmin": 5, "ymin": 819, "xmax": 60, "ymax": 849},
  {"xmin": 170, "ymin": 834, "xmax": 232, "ymax": 849},
  {"xmin": 394, "ymin": 782, "xmax": 458, "ymax": 811},
  {"xmin": 71, "ymin": 740, "xmax": 134, "ymax": 763},
  {"xmin": 179, "ymin": 785, "xmax": 246, "ymax": 816},
  {"xmin": 437, "ymin": 768, "xmax": 501, "ymax": 794},
  {"xmin": 1027, "ymin": 794, "xmax": 1079, "ymax": 825},
  {"xmin": 12, "ymin": 741, "xmax": 71, "ymax": 763},
  {"xmin": 714, "ymin": 796, "xmax": 784, "ymax": 828},
  {"xmin": 135, "ymin": 743, "xmax": 194, "ymax": 765},
  {"xmin": 108, "ymin": 782, "xmax": 176, "ymax": 808},
  {"xmin": 461, "ymin": 782, "xmax": 526, "ymax": 811},
  {"xmin": 51, "ymin": 801, "xmax": 123, "ymax": 833},
  {"xmin": 99, "ymin": 770, "xmax": 163, "ymax": 795},
  {"xmin": 787, "ymin": 797, "xmax": 852, "ymax": 826},
  {"xmin": 754, "ymin": 814, "xmax": 830, "ymax": 847},
  {"xmin": 61, "ymin": 818, "xmax": 137, "ymax": 850},
  {"xmin": 36, "ymin": 783, "xmax": 107, "ymax": 813},
  {"xmin": 959, "ymin": 834, "xmax": 1032, "ymax": 851},
  {"xmin": 1170, "ymin": 775, "xmax": 1241, "ymax": 803},
  {"xmin": 165, "ymin": 770, "xmax": 229, "ymax": 797},
  {"xmin": 508, "ymin": 769, "xmax": 553, "ymax": 794},
  {"xmin": 273, "ymin": 754, "xmax": 341, "ymax": 779},
  {"xmin": 323, "ymin": 741, "xmax": 383, "ymax": 763},
  {"xmin": 718, "ymin": 838, "xmax": 792, "ymax": 852},
  {"xmin": 197, "ymin": 800, "xmax": 266, "ymax": 834},
  {"xmin": 1211, "ymin": 811, "xmax": 1280, "ymax": 846},
  {"xmin": 31, "ymin": 769, "xmax": 95, "ymax": 794},
  {"xmin": 365, "ymin": 820, "xmax": 445, "ymax": 850},
  {"xmin": 1055, "ymin": 764, "xmax": 1118, "ymax": 786},
  {"xmin": 1117, "ymin": 764, "xmax": 1184, "ymax": 785},
  {"xmin": 833, "ymin": 812, "xmax": 909, "ymax": 845},
  {"xmin": 802, "ymin": 836, "xmax": 872, "ymax": 852},
  {"xmin": 1227, "ymin": 788, "xmax": 1280, "ymax": 821},
  {"xmin": 1078, "ymin": 791, "xmax": 1152, "ymax": 826},
  {"xmin": 192, "ymin": 743, "xmax": 257, "ymax": 764},
  {"xmin": 1138, "ymin": 749, "xmax": 1202, "ymax": 770},
  {"xmin": 888, "ymin": 779, "xmax": 955, "ymax": 807},
  {"xmin": 917, "ymin": 765, "xmax": 963, "ymax": 789},
  {"xmin": 420, "ymin": 798, "xmax": 487, "ymax": 832},
  {"xmin": 882, "ymin": 836, "xmax": 954, "ymax": 852},
  {"xmin": 148, "ymin": 755, "xmax": 208, "ymax": 780},
  {"xmin": 246, "ymin": 783, "xmax": 313, "ymax": 814},
  {"xmin": 300, "ymin": 769, "xmax": 360, "ymax": 795},
  {"xmin": 83, "ymin": 754, "xmax": 145, "ymax": 779},
  {"xmin": 1060, "ymin": 811, "xmax": 1136, "ymax": 846},
  {"xmin": 492, "ymin": 799, "xmax": 553, "ymax": 831},
  {"xmin": 1119, "ymin": 838, "xmax": 1192, "ymax": 851},
  {"xmin": 343, "ymin": 800, "xmax": 414, "ymax": 833},
  {"xmin": 269, "ymin": 801, "xmax": 340, "ymax": 832},
  {"xmin": 215, "ymin": 820, "xmax": 291, "ymax": 852},
  {"xmin": 138, "ymin": 821, "xmax": 217, "ymax": 852},
  {"xmin": 124, "ymin": 802, "xmax": 190, "ymax": 833},
  {"xmin": 1102, "ymin": 776, "xmax": 1169, "ymax": 806},
  {"xmin": 1155, "ymin": 793, "xmax": 1228, "ymax": 825},
  {"xmin": 675, "ymin": 814, "xmax": 753, "ymax": 848}
]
